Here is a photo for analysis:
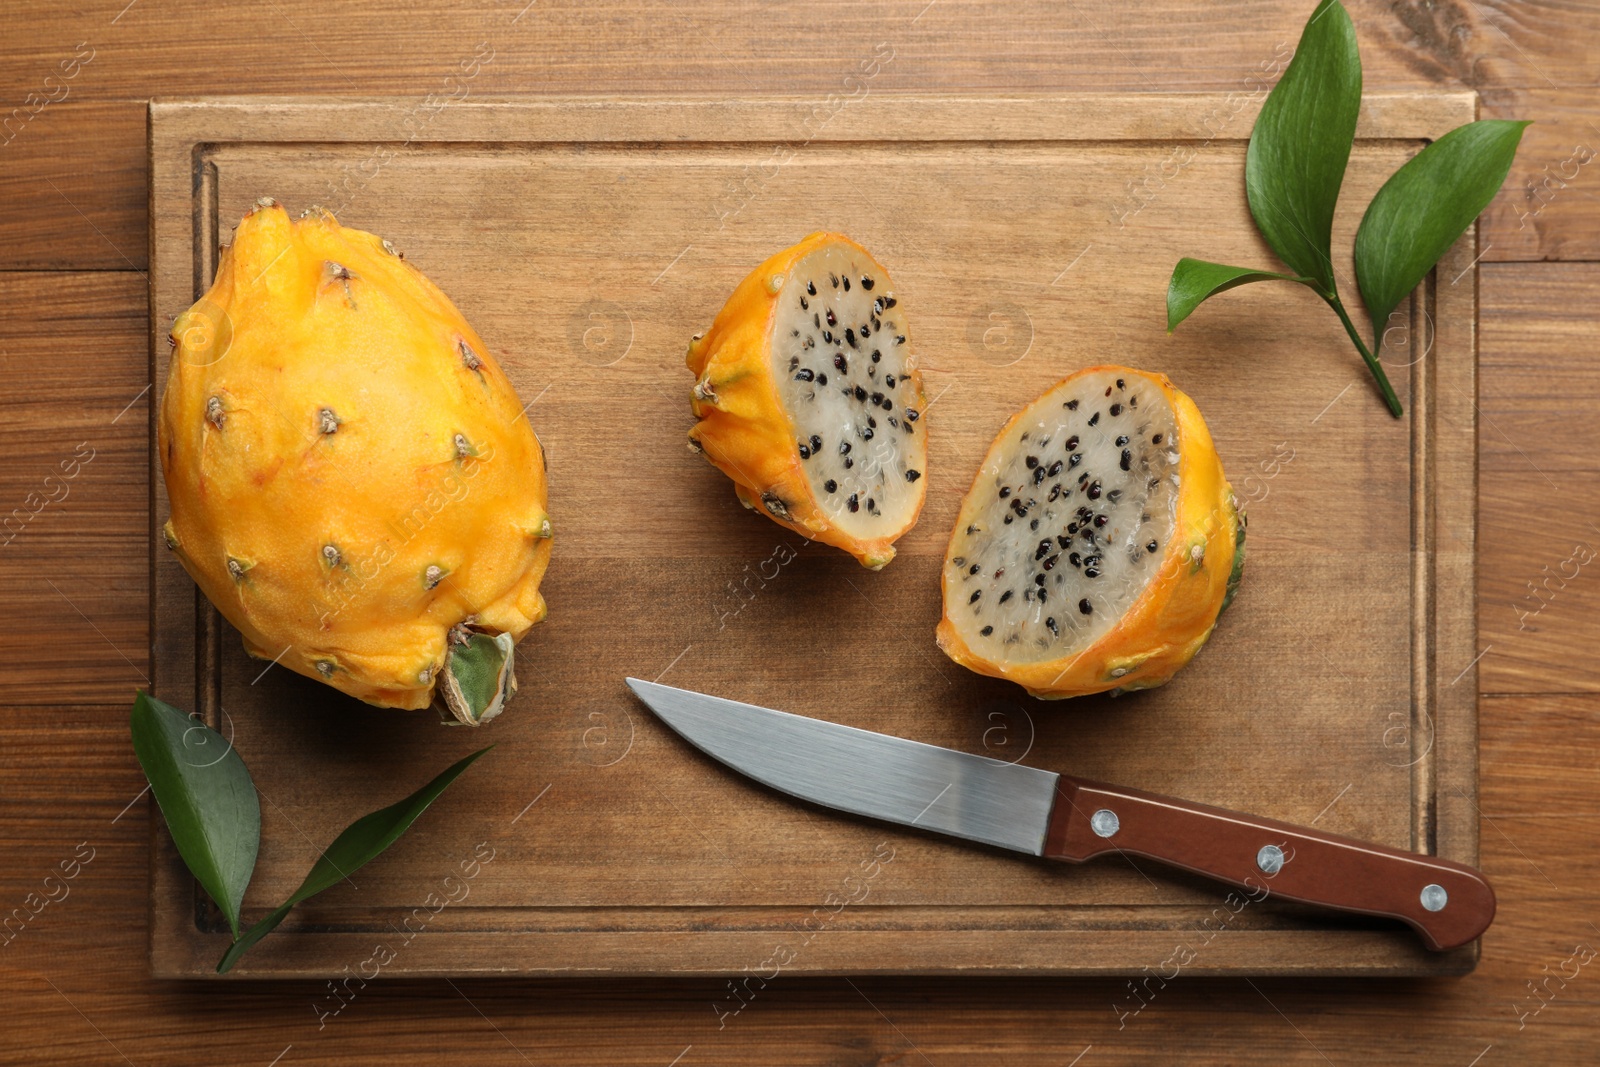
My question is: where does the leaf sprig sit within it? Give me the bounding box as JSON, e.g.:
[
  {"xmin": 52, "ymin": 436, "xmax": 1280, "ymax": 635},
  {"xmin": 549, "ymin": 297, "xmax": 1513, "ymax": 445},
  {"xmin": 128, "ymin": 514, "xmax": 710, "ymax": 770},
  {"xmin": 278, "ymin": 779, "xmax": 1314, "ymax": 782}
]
[
  {"xmin": 1167, "ymin": 0, "xmax": 1528, "ymax": 417},
  {"xmin": 129, "ymin": 692, "xmax": 491, "ymax": 973}
]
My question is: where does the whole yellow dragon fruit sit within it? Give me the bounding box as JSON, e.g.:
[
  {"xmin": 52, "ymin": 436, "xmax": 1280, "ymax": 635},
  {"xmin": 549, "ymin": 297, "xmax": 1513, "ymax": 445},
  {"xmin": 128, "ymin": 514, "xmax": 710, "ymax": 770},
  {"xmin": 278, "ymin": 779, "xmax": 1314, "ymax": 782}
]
[{"xmin": 159, "ymin": 199, "xmax": 551, "ymax": 724}]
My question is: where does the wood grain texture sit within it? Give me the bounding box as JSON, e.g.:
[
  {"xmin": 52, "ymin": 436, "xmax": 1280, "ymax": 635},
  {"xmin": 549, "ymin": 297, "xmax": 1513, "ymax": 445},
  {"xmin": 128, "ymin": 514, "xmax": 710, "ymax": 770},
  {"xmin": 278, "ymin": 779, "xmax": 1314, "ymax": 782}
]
[
  {"xmin": 140, "ymin": 93, "xmax": 1480, "ymax": 979},
  {"xmin": 0, "ymin": 272, "xmax": 149, "ymax": 705},
  {"xmin": 0, "ymin": 1, "xmax": 1595, "ymax": 268},
  {"xmin": 0, "ymin": 0, "xmax": 1596, "ymax": 1059},
  {"xmin": 1, "ymin": 696, "xmax": 1595, "ymax": 1065},
  {"xmin": 1478, "ymin": 263, "xmax": 1600, "ymax": 696}
]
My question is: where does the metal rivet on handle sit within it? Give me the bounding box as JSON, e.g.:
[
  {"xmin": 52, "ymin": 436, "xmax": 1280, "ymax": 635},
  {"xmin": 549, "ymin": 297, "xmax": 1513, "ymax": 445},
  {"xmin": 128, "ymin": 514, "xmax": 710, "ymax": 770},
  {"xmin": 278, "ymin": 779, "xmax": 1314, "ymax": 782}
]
[
  {"xmin": 1090, "ymin": 809, "xmax": 1120, "ymax": 838},
  {"xmin": 1256, "ymin": 844, "xmax": 1285, "ymax": 875},
  {"xmin": 1420, "ymin": 883, "xmax": 1449, "ymax": 912}
]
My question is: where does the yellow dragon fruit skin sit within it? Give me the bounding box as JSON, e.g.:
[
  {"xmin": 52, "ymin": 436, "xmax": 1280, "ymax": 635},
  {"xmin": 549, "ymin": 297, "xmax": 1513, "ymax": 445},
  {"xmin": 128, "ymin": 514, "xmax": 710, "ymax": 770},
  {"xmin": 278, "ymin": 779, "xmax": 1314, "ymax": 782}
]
[{"xmin": 159, "ymin": 200, "xmax": 551, "ymax": 711}]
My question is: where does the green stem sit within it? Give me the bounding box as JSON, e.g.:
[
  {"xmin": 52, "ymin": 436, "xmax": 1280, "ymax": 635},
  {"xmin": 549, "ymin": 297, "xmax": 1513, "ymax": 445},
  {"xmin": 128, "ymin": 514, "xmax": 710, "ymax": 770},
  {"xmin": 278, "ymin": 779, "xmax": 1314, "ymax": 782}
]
[{"xmin": 1325, "ymin": 295, "xmax": 1403, "ymax": 418}]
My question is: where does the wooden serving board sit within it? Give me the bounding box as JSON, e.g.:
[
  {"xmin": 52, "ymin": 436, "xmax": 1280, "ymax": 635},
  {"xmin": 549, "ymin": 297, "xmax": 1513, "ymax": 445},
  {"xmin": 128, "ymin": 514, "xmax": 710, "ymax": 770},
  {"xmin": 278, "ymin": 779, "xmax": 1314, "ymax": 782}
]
[{"xmin": 148, "ymin": 93, "xmax": 1481, "ymax": 978}]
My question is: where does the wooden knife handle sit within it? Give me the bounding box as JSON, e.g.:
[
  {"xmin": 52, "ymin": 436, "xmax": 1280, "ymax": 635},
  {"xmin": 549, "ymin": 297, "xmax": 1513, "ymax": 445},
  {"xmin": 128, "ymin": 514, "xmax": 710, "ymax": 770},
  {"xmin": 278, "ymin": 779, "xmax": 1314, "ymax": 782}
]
[{"xmin": 1042, "ymin": 776, "xmax": 1495, "ymax": 950}]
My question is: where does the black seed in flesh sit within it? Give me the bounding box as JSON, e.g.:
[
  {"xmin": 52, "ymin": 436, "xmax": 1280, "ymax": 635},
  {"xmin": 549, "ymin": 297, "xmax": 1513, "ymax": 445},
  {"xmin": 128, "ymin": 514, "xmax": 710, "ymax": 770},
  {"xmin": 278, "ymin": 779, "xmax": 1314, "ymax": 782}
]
[
  {"xmin": 824, "ymin": 480, "xmax": 838, "ymax": 493},
  {"xmin": 1088, "ymin": 411, "xmax": 1101, "ymax": 426},
  {"xmin": 862, "ymin": 428, "xmax": 874, "ymax": 440},
  {"xmin": 806, "ymin": 280, "xmax": 816, "ymax": 295},
  {"xmin": 1152, "ymin": 433, "xmax": 1164, "ymax": 444},
  {"xmin": 848, "ymin": 493, "xmax": 860, "ymax": 512},
  {"xmin": 1030, "ymin": 517, "xmax": 1040, "ymax": 530},
  {"xmin": 800, "ymin": 296, "xmax": 809, "ymax": 311},
  {"xmin": 844, "ymin": 457, "xmax": 854, "ymax": 469},
  {"xmin": 1107, "ymin": 489, "xmax": 1122, "ymax": 502},
  {"xmin": 1120, "ymin": 450, "xmax": 1132, "ymax": 471},
  {"xmin": 999, "ymin": 487, "xmax": 1011, "ymax": 498},
  {"xmin": 871, "ymin": 392, "xmax": 885, "ymax": 407},
  {"xmin": 906, "ymin": 408, "xmax": 920, "ymax": 422},
  {"xmin": 980, "ymin": 625, "xmax": 993, "ymax": 637},
  {"xmin": 1105, "ymin": 386, "xmax": 1113, "ymax": 397},
  {"xmin": 794, "ymin": 369, "xmax": 814, "ymax": 382},
  {"xmin": 1130, "ymin": 395, "xmax": 1138, "ymax": 408},
  {"xmin": 906, "ymin": 469, "xmax": 921, "ymax": 482},
  {"xmin": 810, "ymin": 435, "xmax": 821, "ymax": 452},
  {"xmin": 1047, "ymin": 485, "xmax": 1061, "ymax": 502},
  {"xmin": 1116, "ymin": 435, "xmax": 1129, "ymax": 446},
  {"xmin": 895, "ymin": 335, "xmax": 906, "ymax": 345},
  {"xmin": 1065, "ymin": 435, "xmax": 1079, "ymax": 450},
  {"xmin": 1047, "ymin": 460, "xmax": 1063, "ymax": 477},
  {"xmin": 789, "ymin": 356, "xmax": 800, "ymax": 370},
  {"xmin": 1087, "ymin": 481, "xmax": 1102, "ymax": 499},
  {"xmin": 1066, "ymin": 399, "xmax": 1079, "ymax": 410},
  {"xmin": 873, "ymin": 298, "xmax": 884, "ymax": 314},
  {"xmin": 1069, "ymin": 551, "xmax": 1082, "ymax": 566},
  {"xmin": 817, "ymin": 372, "xmax": 829, "ymax": 386},
  {"xmin": 1085, "ymin": 568, "xmax": 1100, "ymax": 578},
  {"xmin": 966, "ymin": 524, "xmax": 979, "ymax": 535},
  {"xmin": 834, "ymin": 353, "xmax": 848, "ymax": 373},
  {"xmin": 866, "ymin": 498, "xmax": 877, "ymax": 514},
  {"xmin": 822, "ymin": 330, "xmax": 834, "ymax": 344},
  {"xmin": 999, "ymin": 590, "xmax": 1013, "ymax": 604},
  {"xmin": 969, "ymin": 563, "xmax": 980, "ymax": 575},
  {"xmin": 798, "ymin": 443, "xmax": 811, "ymax": 459},
  {"xmin": 845, "ymin": 328, "xmax": 857, "ymax": 348},
  {"xmin": 1035, "ymin": 539, "xmax": 1052, "ymax": 560},
  {"xmin": 1147, "ymin": 540, "xmax": 1159, "ymax": 553},
  {"xmin": 868, "ymin": 416, "xmax": 878, "ymax": 428},
  {"xmin": 1032, "ymin": 466, "xmax": 1046, "ymax": 485},
  {"xmin": 1069, "ymin": 453, "xmax": 1082, "ymax": 468},
  {"xmin": 830, "ymin": 273, "xmax": 839, "ymax": 288},
  {"xmin": 839, "ymin": 441, "xmax": 851, "ymax": 455},
  {"xmin": 884, "ymin": 297, "xmax": 897, "ymax": 308},
  {"xmin": 1025, "ymin": 456, "xmax": 1039, "ymax": 469},
  {"xmin": 861, "ymin": 323, "xmax": 870, "ymax": 338},
  {"xmin": 1034, "ymin": 574, "xmax": 1046, "ymax": 587},
  {"xmin": 1094, "ymin": 514, "xmax": 1108, "ymax": 528},
  {"xmin": 861, "ymin": 276, "xmax": 875, "ymax": 290},
  {"xmin": 1043, "ymin": 554, "xmax": 1059, "ymax": 570},
  {"xmin": 843, "ymin": 276, "xmax": 851, "ymax": 292},
  {"xmin": 1046, "ymin": 617, "xmax": 1059, "ymax": 636},
  {"xmin": 1057, "ymin": 535, "xmax": 1071, "ymax": 549},
  {"xmin": 885, "ymin": 374, "xmax": 896, "ymax": 388},
  {"xmin": 1110, "ymin": 403, "xmax": 1122, "ymax": 416},
  {"xmin": 969, "ymin": 590, "xmax": 981, "ymax": 604},
  {"xmin": 1116, "ymin": 378, "xmax": 1125, "ymax": 389},
  {"xmin": 872, "ymin": 349, "xmax": 882, "ymax": 363},
  {"xmin": 826, "ymin": 308, "xmax": 837, "ymax": 327},
  {"xmin": 1079, "ymin": 598, "xmax": 1092, "ymax": 615},
  {"xmin": 1003, "ymin": 515, "xmax": 1013, "ymax": 525},
  {"xmin": 882, "ymin": 398, "xmax": 893, "ymax": 412},
  {"xmin": 813, "ymin": 312, "xmax": 820, "ymax": 328}
]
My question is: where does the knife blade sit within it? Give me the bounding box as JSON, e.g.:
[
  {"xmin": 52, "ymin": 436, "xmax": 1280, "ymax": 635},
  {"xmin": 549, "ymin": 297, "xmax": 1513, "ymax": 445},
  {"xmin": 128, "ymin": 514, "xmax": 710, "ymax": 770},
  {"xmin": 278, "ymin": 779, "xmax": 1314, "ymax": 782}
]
[{"xmin": 626, "ymin": 678, "xmax": 1495, "ymax": 951}]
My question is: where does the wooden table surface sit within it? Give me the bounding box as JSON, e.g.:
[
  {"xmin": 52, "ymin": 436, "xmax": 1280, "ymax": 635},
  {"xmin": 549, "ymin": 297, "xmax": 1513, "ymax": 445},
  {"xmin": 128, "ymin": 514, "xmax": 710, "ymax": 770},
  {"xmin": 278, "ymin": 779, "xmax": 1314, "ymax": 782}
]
[{"xmin": 2, "ymin": 1, "xmax": 1596, "ymax": 1063}]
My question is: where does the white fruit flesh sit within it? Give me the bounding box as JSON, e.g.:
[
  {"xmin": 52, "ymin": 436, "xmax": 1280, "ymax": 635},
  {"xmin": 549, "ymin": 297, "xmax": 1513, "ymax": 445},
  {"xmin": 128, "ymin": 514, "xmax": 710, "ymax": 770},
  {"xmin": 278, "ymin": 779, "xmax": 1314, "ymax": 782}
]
[
  {"xmin": 945, "ymin": 370, "xmax": 1180, "ymax": 664},
  {"xmin": 769, "ymin": 242, "xmax": 926, "ymax": 538}
]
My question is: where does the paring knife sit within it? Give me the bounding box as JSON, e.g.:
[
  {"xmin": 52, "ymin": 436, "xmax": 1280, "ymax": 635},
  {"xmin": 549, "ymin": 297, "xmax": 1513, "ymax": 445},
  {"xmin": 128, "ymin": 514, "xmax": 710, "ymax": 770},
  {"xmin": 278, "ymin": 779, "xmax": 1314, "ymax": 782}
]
[{"xmin": 625, "ymin": 678, "xmax": 1495, "ymax": 951}]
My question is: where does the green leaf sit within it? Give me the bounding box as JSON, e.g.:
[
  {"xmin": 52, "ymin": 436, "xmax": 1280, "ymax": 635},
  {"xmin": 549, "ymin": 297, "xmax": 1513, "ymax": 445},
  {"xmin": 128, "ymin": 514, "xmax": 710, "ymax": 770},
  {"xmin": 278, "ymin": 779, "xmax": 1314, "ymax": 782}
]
[
  {"xmin": 1245, "ymin": 0, "xmax": 1362, "ymax": 295},
  {"xmin": 217, "ymin": 745, "xmax": 493, "ymax": 973},
  {"xmin": 1167, "ymin": 258, "xmax": 1316, "ymax": 332},
  {"xmin": 1354, "ymin": 119, "xmax": 1530, "ymax": 353},
  {"xmin": 130, "ymin": 692, "xmax": 260, "ymax": 939}
]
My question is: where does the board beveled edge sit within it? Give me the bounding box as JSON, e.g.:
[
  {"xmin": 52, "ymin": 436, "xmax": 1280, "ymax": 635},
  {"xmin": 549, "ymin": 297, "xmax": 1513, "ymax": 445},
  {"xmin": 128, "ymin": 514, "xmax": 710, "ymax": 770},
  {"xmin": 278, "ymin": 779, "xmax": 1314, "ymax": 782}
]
[{"xmin": 147, "ymin": 92, "xmax": 1480, "ymax": 979}]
